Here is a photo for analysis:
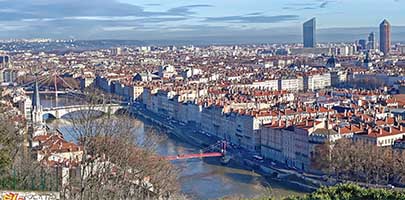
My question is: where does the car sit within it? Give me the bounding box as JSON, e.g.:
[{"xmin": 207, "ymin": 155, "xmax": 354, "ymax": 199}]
[{"xmin": 253, "ymin": 155, "xmax": 264, "ymax": 163}]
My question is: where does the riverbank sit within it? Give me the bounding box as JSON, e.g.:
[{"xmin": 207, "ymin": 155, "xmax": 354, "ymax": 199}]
[{"xmin": 128, "ymin": 105, "xmax": 318, "ymax": 193}]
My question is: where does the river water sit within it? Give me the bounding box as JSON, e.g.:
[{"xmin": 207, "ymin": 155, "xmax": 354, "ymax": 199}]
[{"xmin": 40, "ymin": 94, "xmax": 305, "ymax": 200}]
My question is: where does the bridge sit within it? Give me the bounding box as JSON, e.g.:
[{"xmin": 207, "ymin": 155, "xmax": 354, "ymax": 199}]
[
  {"xmin": 165, "ymin": 141, "xmax": 227, "ymax": 161},
  {"xmin": 25, "ymin": 90, "xmax": 79, "ymax": 95},
  {"xmin": 42, "ymin": 104, "xmax": 126, "ymax": 119},
  {"xmin": 165, "ymin": 152, "xmax": 223, "ymax": 161}
]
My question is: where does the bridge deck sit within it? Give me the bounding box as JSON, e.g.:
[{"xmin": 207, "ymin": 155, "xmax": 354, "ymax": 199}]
[
  {"xmin": 166, "ymin": 152, "xmax": 223, "ymax": 161},
  {"xmin": 43, "ymin": 104, "xmax": 121, "ymax": 111}
]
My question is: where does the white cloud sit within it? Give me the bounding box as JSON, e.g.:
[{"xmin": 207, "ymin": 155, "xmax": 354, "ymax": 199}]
[{"xmin": 102, "ymin": 26, "xmax": 137, "ymax": 31}]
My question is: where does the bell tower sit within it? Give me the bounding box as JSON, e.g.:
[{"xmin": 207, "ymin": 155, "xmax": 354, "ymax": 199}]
[{"xmin": 30, "ymin": 69, "xmax": 46, "ymax": 139}]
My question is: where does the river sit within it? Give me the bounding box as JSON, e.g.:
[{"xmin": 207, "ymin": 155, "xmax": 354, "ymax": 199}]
[{"xmin": 40, "ymin": 94, "xmax": 305, "ymax": 200}]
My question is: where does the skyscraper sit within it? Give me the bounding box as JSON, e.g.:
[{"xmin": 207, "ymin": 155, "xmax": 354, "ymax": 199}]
[
  {"xmin": 303, "ymin": 18, "xmax": 316, "ymax": 48},
  {"xmin": 379, "ymin": 19, "xmax": 391, "ymax": 55},
  {"xmin": 368, "ymin": 32, "xmax": 376, "ymax": 50},
  {"xmin": 358, "ymin": 39, "xmax": 367, "ymax": 50}
]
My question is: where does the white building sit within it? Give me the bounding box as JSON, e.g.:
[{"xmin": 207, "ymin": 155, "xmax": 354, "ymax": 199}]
[
  {"xmin": 304, "ymin": 72, "xmax": 331, "ymax": 91},
  {"xmin": 279, "ymin": 77, "xmax": 304, "ymax": 91}
]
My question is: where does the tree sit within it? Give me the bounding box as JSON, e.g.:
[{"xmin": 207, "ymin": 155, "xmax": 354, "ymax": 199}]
[
  {"xmin": 284, "ymin": 184, "xmax": 405, "ymax": 200},
  {"xmin": 0, "ymin": 89, "xmax": 25, "ymax": 187},
  {"xmin": 0, "ymin": 88, "xmax": 57, "ymax": 191},
  {"xmin": 312, "ymin": 137, "xmax": 405, "ymax": 186},
  {"xmin": 311, "ymin": 141, "xmax": 332, "ymax": 175},
  {"xmin": 61, "ymin": 93, "xmax": 180, "ymax": 200}
]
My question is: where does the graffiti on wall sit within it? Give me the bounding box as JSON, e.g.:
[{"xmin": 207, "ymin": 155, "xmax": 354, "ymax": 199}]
[{"xmin": 1, "ymin": 191, "xmax": 60, "ymax": 200}]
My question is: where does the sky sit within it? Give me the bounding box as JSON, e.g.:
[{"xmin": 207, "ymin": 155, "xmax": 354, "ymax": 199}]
[{"xmin": 0, "ymin": 0, "xmax": 404, "ymax": 42}]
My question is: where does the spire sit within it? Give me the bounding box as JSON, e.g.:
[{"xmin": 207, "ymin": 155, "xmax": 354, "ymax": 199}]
[{"xmin": 32, "ymin": 68, "xmax": 41, "ymax": 109}]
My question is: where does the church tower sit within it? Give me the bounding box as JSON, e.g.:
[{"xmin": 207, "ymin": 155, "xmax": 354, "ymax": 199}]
[{"xmin": 30, "ymin": 72, "xmax": 46, "ymax": 139}]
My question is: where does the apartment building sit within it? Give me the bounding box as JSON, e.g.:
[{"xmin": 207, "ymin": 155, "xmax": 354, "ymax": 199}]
[
  {"xmin": 354, "ymin": 126, "xmax": 405, "ymax": 147},
  {"xmin": 260, "ymin": 119, "xmax": 323, "ymax": 170},
  {"xmin": 304, "ymin": 72, "xmax": 331, "ymax": 91},
  {"xmin": 279, "ymin": 77, "xmax": 304, "ymax": 91}
]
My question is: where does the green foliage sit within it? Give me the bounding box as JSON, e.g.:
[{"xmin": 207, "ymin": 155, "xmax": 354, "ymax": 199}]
[
  {"xmin": 0, "ymin": 115, "xmax": 14, "ymax": 173},
  {"xmin": 283, "ymin": 184, "xmax": 405, "ymax": 200},
  {"xmin": 0, "ymin": 145, "xmax": 12, "ymax": 172},
  {"xmin": 220, "ymin": 184, "xmax": 405, "ymax": 200}
]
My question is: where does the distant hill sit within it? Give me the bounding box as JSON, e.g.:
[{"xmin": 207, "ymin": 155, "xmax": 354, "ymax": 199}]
[
  {"xmin": 1, "ymin": 26, "xmax": 404, "ymax": 51},
  {"xmin": 138, "ymin": 26, "xmax": 405, "ymax": 45}
]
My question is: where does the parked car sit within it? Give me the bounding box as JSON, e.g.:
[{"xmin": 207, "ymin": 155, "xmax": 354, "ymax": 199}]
[{"xmin": 253, "ymin": 155, "xmax": 264, "ymax": 163}]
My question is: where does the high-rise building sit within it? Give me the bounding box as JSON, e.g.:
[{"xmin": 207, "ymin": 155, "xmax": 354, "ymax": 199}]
[
  {"xmin": 111, "ymin": 47, "xmax": 122, "ymax": 56},
  {"xmin": 400, "ymin": 46, "xmax": 405, "ymax": 55},
  {"xmin": 358, "ymin": 39, "xmax": 367, "ymax": 50},
  {"xmin": 368, "ymin": 32, "xmax": 376, "ymax": 50},
  {"xmin": 379, "ymin": 19, "xmax": 391, "ymax": 55},
  {"xmin": 303, "ymin": 18, "xmax": 316, "ymax": 48}
]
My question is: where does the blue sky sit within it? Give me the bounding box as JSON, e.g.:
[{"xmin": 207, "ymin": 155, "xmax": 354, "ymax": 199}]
[{"xmin": 0, "ymin": 0, "xmax": 404, "ymax": 42}]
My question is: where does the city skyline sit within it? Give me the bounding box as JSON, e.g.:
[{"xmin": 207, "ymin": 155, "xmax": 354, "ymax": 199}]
[
  {"xmin": 0, "ymin": 0, "xmax": 404, "ymax": 42},
  {"xmin": 1, "ymin": 2, "xmax": 405, "ymax": 197}
]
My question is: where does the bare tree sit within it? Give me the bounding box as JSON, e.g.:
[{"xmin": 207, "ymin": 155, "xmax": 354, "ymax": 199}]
[
  {"xmin": 313, "ymin": 138, "xmax": 405, "ymax": 186},
  {"xmin": 61, "ymin": 93, "xmax": 181, "ymax": 200}
]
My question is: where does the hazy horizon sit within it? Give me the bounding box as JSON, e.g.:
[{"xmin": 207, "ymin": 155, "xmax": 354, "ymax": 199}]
[
  {"xmin": 3, "ymin": 26, "xmax": 405, "ymax": 44},
  {"xmin": 0, "ymin": 0, "xmax": 404, "ymax": 43}
]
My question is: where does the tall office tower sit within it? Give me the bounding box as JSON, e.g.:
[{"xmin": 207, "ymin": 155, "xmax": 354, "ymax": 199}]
[
  {"xmin": 358, "ymin": 39, "xmax": 367, "ymax": 50},
  {"xmin": 368, "ymin": 32, "xmax": 376, "ymax": 50},
  {"xmin": 303, "ymin": 18, "xmax": 316, "ymax": 48},
  {"xmin": 379, "ymin": 19, "xmax": 391, "ymax": 55}
]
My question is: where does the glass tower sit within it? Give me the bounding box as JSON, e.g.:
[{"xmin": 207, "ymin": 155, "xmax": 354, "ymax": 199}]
[
  {"xmin": 303, "ymin": 18, "xmax": 316, "ymax": 48},
  {"xmin": 368, "ymin": 32, "xmax": 375, "ymax": 50}
]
